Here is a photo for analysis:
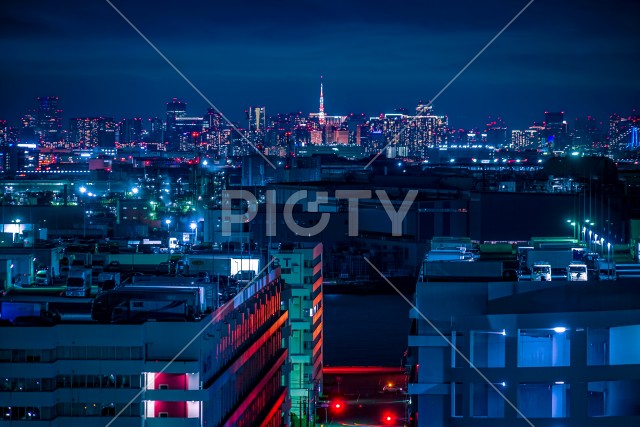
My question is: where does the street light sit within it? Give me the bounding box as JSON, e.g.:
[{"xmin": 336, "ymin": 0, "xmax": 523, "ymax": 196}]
[
  {"xmin": 190, "ymin": 222, "xmax": 197, "ymax": 244},
  {"xmin": 165, "ymin": 219, "xmax": 172, "ymax": 249},
  {"xmin": 607, "ymin": 242, "xmax": 612, "ymax": 279},
  {"xmin": 79, "ymin": 187, "xmax": 87, "ymax": 237},
  {"xmin": 588, "ymin": 230, "xmax": 593, "ymax": 251},
  {"xmin": 566, "ymin": 219, "xmax": 576, "ymax": 239}
]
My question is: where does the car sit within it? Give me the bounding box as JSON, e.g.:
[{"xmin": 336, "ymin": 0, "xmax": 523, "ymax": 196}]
[{"xmin": 382, "ymin": 383, "xmax": 404, "ymax": 393}]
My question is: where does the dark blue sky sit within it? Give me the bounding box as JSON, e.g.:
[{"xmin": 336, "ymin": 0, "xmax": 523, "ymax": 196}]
[{"xmin": 1, "ymin": 0, "xmax": 639, "ymax": 129}]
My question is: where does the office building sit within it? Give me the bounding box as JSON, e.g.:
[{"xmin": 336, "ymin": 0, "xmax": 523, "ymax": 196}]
[
  {"xmin": 68, "ymin": 117, "xmax": 116, "ymax": 149},
  {"xmin": 118, "ymin": 118, "xmax": 143, "ymax": 146},
  {"xmin": 165, "ymin": 98, "xmax": 187, "ymax": 151},
  {"xmin": 35, "ymin": 96, "xmax": 63, "ymax": 146},
  {"xmin": 544, "ymin": 111, "xmax": 568, "ymax": 149}
]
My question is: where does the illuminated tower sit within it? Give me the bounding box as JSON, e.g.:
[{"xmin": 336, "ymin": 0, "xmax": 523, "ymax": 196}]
[{"xmin": 318, "ymin": 76, "xmax": 326, "ymax": 125}]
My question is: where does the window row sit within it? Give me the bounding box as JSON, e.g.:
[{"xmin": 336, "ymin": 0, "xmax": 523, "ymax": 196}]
[
  {"xmin": 1, "ymin": 374, "xmax": 142, "ymax": 392},
  {"xmin": 451, "ymin": 380, "xmax": 640, "ymax": 418},
  {"xmin": 452, "ymin": 325, "xmax": 640, "ymax": 368},
  {"xmin": 56, "ymin": 402, "xmax": 141, "ymax": 417},
  {"xmin": 1, "ymin": 406, "xmax": 54, "ymax": 421},
  {"xmin": 0, "ymin": 345, "xmax": 144, "ymax": 363}
]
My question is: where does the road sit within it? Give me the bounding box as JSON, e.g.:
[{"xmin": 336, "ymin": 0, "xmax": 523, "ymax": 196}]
[{"xmin": 319, "ymin": 367, "xmax": 409, "ymax": 427}]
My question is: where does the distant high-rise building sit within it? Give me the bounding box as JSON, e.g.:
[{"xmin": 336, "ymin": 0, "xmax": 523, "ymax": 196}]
[
  {"xmin": 511, "ymin": 130, "xmax": 524, "ymax": 149},
  {"xmin": 573, "ymin": 116, "xmax": 602, "ymax": 148},
  {"xmin": 147, "ymin": 117, "xmax": 164, "ymax": 143},
  {"xmin": 117, "ymin": 118, "xmax": 143, "ymax": 146},
  {"xmin": 35, "ymin": 96, "xmax": 62, "ymax": 145},
  {"xmin": 381, "ymin": 103, "xmax": 448, "ymax": 158},
  {"xmin": 523, "ymin": 129, "xmax": 539, "ymax": 147},
  {"xmin": 165, "ymin": 98, "xmax": 187, "ymax": 150},
  {"xmin": 0, "ymin": 120, "xmax": 7, "ymax": 146},
  {"xmin": 310, "ymin": 130, "xmax": 323, "ymax": 145},
  {"xmin": 19, "ymin": 113, "xmax": 37, "ymax": 145},
  {"xmin": 486, "ymin": 117, "xmax": 508, "ymax": 147},
  {"xmin": 68, "ymin": 117, "xmax": 116, "ymax": 149},
  {"xmin": 544, "ymin": 111, "xmax": 568, "ymax": 149},
  {"xmin": 204, "ymin": 109, "xmax": 222, "ymax": 130},
  {"xmin": 245, "ymin": 106, "xmax": 266, "ymax": 148},
  {"xmin": 247, "ymin": 106, "xmax": 266, "ymax": 132},
  {"xmin": 345, "ymin": 113, "xmax": 367, "ymax": 145},
  {"xmin": 333, "ymin": 129, "xmax": 349, "ymax": 145}
]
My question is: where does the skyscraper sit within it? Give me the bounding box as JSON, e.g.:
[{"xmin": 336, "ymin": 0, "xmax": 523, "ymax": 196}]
[
  {"xmin": 68, "ymin": 117, "xmax": 116, "ymax": 149},
  {"xmin": 117, "ymin": 118, "xmax": 143, "ymax": 146},
  {"xmin": 165, "ymin": 98, "xmax": 187, "ymax": 150},
  {"xmin": 247, "ymin": 106, "xmax": 266, "ymax": 132},
  {"xmin": 544, "ymin": 111, "xmax": 568, "ymax": 149},
  {"xmin": 35, "ymin": 96, "xmax": 62, "ymax": 145}
]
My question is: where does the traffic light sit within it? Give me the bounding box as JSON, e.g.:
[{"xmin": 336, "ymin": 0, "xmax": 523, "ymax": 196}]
[
  {"xmin": 382, "ymin": 411, "xmax": 395, "ymax": 424},
  {"xmin": 331, "ymin": 400, "xmax": 344, "ymax": 413}
]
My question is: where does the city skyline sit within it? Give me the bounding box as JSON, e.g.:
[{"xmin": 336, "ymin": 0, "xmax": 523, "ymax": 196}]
[
  {"xmin": 2, "ymin": 0, "xmax": 639, "ymax": 129},
  {"xmin": 4, "ymin": 92, "xmax": 639, "ymax": 134}
]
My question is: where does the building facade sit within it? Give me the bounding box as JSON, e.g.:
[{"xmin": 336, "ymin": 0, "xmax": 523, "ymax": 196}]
[
  {"xmin": 0, "ymin": 268, "xmax": 288, "ymax": 426},
  {"xmin": 408, "ymin": 274, "xmax": 640, "ymax": 426},
  {"xmin": 270, "ymin": 243, "xmax": 323, "ymax": 426}
]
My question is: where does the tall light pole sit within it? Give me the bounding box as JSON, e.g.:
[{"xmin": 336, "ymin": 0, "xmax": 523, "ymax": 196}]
[
  {"xmin": 79, "ymin": 186, "xmax": 87, "ymax": 238},
  {"xmin": 190, "ymin": 222, "xmax": 197, "ymax": 244},
  {"xmin": 165, "ymin": 219, "xmax": 172, "ymax": 238},
  {"xmin": 589, "ymin": 230, "xmax": 593, "ymax": 252},
  {"xmin": 607, "ymin": 242, "xmax": 611, "ymax": 279}
]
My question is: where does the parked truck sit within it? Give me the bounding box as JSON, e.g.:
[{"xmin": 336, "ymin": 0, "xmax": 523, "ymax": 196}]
[
  {"xmin": 101, "ymin": 253, "xmax": 182, "ymax": 274},
  {"xmin": 567, "ymin": 262, "xmax": 588, "ymax": 281},
  {"xmin": 65, "ymin": 268, "xmax": 92, "ymax": 297},
  {"xmin": 91, "ymin": 286, "xmax": 204, "ymax": 323},
  {"xmin": 526, "ymin": 250, "xmax": 574, "ymax": 278},
  {"xmin": 129, "ymin": 276, "xmax": 213, "ymax": 313},
  {"xmin": 531, "ymin": 262, "xmax": 552, "ymax": 281},
  {"xmin": 97, "ymin": 272, "xmax": 121, "ymax": 291}
]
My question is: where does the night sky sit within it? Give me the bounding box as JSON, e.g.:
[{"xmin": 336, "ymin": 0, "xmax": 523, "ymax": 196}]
[{"xmin": 1, "ymin": 0, "xmax": 639, "ymax": 129}]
